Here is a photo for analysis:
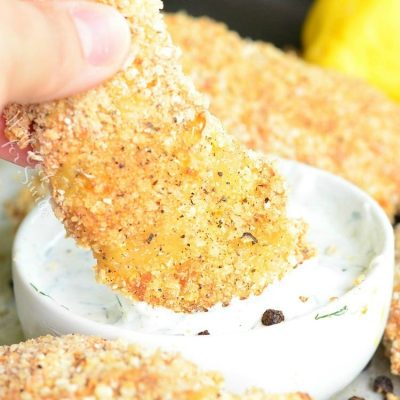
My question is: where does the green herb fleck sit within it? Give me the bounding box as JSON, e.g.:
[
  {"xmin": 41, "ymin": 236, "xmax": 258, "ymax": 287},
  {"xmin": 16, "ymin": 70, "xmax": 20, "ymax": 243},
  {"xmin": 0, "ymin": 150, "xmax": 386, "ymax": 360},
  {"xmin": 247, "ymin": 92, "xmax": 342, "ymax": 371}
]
[
  {"xmin": 38, "ymin": 291, "xmax": 54, "ymax": 299},
  {"xmin": 315, "ymin": 305, "xmax": 348, "ymax": 320},
  {"xmin": 29, "ymin": 283, "xmax": 54, "ymax": 300},
  {"xmin": 30, "ymin": 283, "xmax": 39, "ymax": 292}
]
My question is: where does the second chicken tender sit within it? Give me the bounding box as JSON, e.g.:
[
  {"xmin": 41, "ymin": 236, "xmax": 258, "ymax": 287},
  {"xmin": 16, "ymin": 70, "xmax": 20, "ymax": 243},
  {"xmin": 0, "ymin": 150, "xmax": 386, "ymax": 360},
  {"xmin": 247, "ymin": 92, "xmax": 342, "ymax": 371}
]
[
  {"xmin": 4, "ymin": 0, "xmax": 312, "ymax": 312},
  {"xmin": 165, "ymin": 13, "xmax": 400, "ymax": 220},
  {"xmin": 384, "ymin": 224, "xmax": 400, "ymax": 375}
]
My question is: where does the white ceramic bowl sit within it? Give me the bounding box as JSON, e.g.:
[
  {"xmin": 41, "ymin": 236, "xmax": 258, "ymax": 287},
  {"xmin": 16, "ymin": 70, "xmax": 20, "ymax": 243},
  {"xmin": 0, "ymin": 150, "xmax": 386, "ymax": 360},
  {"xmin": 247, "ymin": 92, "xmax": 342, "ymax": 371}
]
[{"xmin": 12, "ymin": 160, "xmax": 394, "ymax": 399}]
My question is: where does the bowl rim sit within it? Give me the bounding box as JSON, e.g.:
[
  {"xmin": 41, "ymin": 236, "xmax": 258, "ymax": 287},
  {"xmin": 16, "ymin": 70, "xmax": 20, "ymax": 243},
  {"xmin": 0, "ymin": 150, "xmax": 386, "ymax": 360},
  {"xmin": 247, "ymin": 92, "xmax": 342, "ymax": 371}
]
[{"xmin": 12, "ymin": 159, "xmax": 395, "ymax": 340}]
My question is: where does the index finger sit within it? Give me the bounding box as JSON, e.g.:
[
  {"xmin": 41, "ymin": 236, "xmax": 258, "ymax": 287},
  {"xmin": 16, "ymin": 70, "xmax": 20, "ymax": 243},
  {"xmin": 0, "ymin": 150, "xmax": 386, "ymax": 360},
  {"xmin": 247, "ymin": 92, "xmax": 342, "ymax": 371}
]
[{"xmin": 0, "ymin": 115, "xmax": 35, "ymax": 167}]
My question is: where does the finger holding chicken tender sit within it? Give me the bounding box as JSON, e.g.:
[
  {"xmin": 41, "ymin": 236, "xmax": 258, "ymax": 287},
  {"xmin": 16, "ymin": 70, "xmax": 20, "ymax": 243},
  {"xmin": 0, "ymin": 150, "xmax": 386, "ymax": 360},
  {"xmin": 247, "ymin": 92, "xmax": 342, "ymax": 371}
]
[{"xmin": 4, "ymin": 0, "xmax": 312, "ymax": 312}]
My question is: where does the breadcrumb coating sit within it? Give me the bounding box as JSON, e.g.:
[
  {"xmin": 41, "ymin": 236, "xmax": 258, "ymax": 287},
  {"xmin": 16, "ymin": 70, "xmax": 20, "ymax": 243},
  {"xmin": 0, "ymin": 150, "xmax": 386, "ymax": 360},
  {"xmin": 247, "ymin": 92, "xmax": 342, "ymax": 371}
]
[
  {"xmin": 384, "ymin": 224, "xmax": 400, "ymax": 375},
  {"xmin": 0, "ymin": 334, "xmax": 311, "ymax": 400},
  {"xmin": 165, "ymin": 13, "xmax": 400, "ymax": 220},
  {"xmin": 3, "ymin": 0, "xmax": 312, "ymax": 312}
]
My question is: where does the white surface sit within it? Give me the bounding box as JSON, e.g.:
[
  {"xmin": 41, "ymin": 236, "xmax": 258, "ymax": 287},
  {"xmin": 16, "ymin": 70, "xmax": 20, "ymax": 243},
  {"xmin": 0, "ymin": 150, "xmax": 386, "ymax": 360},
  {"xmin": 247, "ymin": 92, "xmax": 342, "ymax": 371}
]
[
  {"xmin": 333, "ymin": 345, "xmax": 400, "ymax": 400},
  {"xmin": 12, "ymin": 159, "xmax": 395, "ymax": 399}
]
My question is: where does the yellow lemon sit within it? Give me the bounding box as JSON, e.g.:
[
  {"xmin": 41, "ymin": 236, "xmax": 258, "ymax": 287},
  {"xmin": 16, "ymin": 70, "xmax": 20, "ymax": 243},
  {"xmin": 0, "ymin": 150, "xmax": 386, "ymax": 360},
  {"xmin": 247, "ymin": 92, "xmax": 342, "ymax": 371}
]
[{"xmin": 302, "ymin": 0, "xmax": 400, "ymax": 101}]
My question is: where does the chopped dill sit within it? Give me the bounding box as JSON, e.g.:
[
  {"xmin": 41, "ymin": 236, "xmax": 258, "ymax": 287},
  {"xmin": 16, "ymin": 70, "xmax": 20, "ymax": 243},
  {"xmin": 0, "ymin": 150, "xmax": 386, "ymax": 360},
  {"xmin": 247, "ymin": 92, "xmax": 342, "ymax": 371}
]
[
  {"xmin": 351, "ymin": 211, "xmax": 362, "ymax": 220},
  {"xmin": 30, "ymin": 283, "xmax": 39, "ymax": 292},
  {"xmin": 29, "ymin": 282, "xmax": 54, "ymax": 300},
  {"xmin": 39, "ymin": 291, "xmax": 54, "ymax": 300},
  {"xmin": 315, "ymin": 305, "xmax": 348, "ymax": 320},
  {"xmin": 116, "ymin": 295, "xmax": 123, "ymax": 309}
]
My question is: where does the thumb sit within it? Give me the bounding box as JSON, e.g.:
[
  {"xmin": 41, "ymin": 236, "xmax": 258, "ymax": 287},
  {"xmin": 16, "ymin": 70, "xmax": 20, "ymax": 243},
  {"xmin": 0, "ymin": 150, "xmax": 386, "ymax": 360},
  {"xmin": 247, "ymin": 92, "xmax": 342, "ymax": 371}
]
[{"xmin": 0, "ymin": 0, "xmax": 131, "ymax": 106}]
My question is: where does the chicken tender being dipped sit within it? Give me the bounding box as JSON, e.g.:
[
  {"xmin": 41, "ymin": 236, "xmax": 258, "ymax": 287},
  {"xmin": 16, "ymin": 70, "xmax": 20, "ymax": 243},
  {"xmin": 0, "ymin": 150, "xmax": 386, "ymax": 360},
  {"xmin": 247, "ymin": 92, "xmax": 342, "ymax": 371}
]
[{"xmin": 4, "ymin": 0, "xmax": 312, "ymax": 312}]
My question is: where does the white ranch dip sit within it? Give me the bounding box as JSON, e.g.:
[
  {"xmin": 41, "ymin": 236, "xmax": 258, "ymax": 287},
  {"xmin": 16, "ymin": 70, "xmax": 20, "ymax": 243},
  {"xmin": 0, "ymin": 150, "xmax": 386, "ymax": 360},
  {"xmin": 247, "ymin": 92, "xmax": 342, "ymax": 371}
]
[{"xmin": 26, "ymin": 161, "xmax": 380, "ymax": 336}]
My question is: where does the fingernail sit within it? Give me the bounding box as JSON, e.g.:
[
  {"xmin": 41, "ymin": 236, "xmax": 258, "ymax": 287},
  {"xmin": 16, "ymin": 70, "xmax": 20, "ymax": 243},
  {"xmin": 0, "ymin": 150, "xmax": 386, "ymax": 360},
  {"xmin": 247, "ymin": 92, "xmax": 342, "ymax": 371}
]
[{"xmin": 68, "ymin": 5, "xmax": 130, "ymax": 66}]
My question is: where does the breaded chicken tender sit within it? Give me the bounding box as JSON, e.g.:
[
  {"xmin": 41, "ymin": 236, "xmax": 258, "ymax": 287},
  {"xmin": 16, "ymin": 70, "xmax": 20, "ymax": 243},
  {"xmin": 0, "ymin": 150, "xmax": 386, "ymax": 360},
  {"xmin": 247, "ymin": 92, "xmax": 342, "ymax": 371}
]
[
  {"xmin": 384, "ymin": 225, "xmax": 400, "ymax": 374},
  {"xmin": 165, "ymin": 13, "xmax": 400, "ymax": 220},
  {"xmin": 4, "ymin": 0, "xmax": 312, "ymax": 312},
  {"xmin": 0, "ymin": 334, "xmax": 311, "ymax": 400}
]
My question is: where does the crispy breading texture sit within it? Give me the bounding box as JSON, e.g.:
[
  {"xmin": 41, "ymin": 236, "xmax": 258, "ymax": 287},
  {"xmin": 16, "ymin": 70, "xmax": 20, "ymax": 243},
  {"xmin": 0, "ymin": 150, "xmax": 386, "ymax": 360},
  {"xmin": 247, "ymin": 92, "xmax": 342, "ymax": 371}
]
[
  {"xmin": 165, "ymin": 13, "xmax": 400, "ymax": 220},
  {"xmin": 3, "ymin": 0, "xmax": 312, "ymax": 312},
  {"xmin": 0, "ymin": 334, "xmax": 311, "ymax": 400},
  {"xmin": 384, "ymin": 224, "xmax": 400, "ymax": 374}
]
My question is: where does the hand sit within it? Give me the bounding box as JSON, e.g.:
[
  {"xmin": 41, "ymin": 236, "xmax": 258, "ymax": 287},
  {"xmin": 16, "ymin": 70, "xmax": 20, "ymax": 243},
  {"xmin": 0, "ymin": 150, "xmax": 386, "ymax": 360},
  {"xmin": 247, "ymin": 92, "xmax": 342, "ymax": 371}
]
[{"xmin": 0, "ymin": 0, "xmax": 131, "ymax": 166}]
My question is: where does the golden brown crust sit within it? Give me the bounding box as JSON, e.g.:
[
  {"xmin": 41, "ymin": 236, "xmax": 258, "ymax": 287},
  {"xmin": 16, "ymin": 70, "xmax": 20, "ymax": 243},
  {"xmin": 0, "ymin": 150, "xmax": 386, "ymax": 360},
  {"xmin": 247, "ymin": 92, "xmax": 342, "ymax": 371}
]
[
  {"xmin": 384, "ymin": 224, "xmax": 400, "ymax": 374},
  {"xmin": 3, "ymin": 1, "xmax": 312, "ymax": 312},
  {"xmin": 0, "ymin": 334, "xmax": 311, "ymax": 399},
  {"xmin": 165, "ymin": 13, "xmax": 400, "ymax": 220}
]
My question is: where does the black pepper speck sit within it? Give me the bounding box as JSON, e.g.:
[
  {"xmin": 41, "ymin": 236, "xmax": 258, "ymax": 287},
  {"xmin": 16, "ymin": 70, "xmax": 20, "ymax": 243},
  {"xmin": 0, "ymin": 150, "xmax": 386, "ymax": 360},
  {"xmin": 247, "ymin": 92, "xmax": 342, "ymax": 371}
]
[
  {"xmin": 242, "ymin": 232, "xmax": 258, "ymax": 244},
  {"xmin": 146, "ymin": 233, "xmax": 155, "ymax": 244},
  {"xmin": 373, "ymin": 375, "xmax": 393, "ymax": 394},
  {"xmin": 261, "ymin": 309, "xmax": 285, "ymax": 326}
]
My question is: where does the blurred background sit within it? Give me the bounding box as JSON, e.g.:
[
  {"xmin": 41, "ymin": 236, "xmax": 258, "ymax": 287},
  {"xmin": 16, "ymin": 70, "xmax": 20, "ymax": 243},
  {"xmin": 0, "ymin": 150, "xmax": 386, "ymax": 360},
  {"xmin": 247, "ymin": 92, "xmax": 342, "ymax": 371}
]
[
  {"xmin": 164, "ymin": 0, "xmax": 313, "ymax": 48},
  {"xmin": 164, "ymin": 0, "xmax": 400, "ymax": 102}
]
